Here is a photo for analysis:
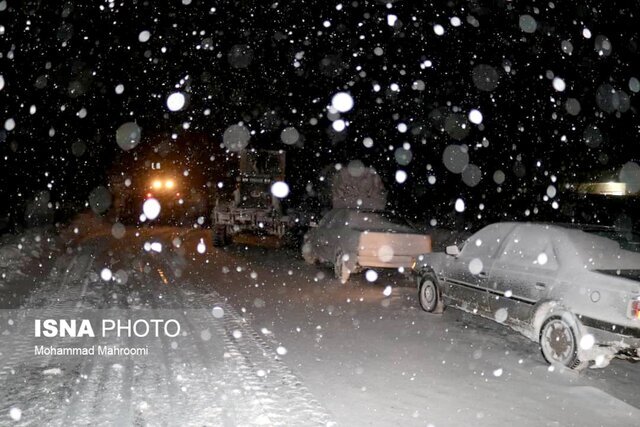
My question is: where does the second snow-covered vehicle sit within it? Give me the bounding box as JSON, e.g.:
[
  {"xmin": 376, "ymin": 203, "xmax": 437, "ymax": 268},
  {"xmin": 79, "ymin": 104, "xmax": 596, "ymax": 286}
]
[
  {"xmin": 303, "ymin": 208, "xmax": 431, "ymax": 283},
  {"xmin": 416, "ymin": 222, "xmax": 640, "ymax": 370}
]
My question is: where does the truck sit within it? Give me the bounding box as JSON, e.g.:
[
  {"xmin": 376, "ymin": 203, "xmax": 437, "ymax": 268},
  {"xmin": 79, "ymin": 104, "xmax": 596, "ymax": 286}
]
[
  {"xmin": 109, "ymin": 133, "xmax": 217, "ymax": 225},
  {"xmin": 211, "ymin": 149, "xmax": 293, "ymax": 247}
]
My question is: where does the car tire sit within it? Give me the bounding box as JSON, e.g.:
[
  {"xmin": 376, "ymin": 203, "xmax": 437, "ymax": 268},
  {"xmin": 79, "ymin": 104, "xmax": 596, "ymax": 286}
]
[
  {"xmin": 334, "ymin": 250, "xmax": 350, "ymax": 284},
  {"xmin": 418, "ymin": 274, "xmax": 444, "ymax": 313},
  {"xmin": 539, "ymin": 315, "xmax": 588, "ymax": 371},
  {"xmin": 302, "ymin": 238, "xmax": 317, "ymax": 264}
]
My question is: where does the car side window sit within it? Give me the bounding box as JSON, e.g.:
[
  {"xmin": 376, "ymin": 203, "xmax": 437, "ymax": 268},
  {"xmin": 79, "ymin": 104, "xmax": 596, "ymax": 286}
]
[
  {"xmin": 500, "ymin": 226, "xmax": 559, "ymax": 270},
  {"xmin": 460, "ymin": 224, "xmax": 511, "ymax": 260}
]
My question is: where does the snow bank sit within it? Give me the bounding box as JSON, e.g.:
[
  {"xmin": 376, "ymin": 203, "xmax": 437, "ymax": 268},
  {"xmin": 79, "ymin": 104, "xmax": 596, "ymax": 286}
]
[{"xmin": 0, "ymin": 227, "xmax": 59, "ymax": 281}]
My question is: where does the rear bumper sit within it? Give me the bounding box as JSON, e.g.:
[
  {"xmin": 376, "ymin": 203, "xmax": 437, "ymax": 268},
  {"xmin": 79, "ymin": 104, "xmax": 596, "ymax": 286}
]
[
  {"xmin": 580, "ymin": 315, "xmax": 640, "ymax": 355},
  {"xmin": 357, "ymin": 255, "xmax": 415, "ymax": 269}
]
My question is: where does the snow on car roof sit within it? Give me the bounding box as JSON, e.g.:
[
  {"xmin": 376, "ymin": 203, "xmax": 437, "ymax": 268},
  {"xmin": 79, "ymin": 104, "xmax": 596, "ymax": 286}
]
[
  {"xmin": 491, "ymin": 222, "xmax": 640, "ymax": 270},
  {"xmin": 561, "ymin": 227, "xmax": 640, "ymax": 270}
]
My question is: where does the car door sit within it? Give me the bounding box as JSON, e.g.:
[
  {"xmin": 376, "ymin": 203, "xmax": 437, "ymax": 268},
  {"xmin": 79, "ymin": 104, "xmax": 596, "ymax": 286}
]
[
  {"xmin": 489, "ymin": 225, "xmax": 559, "ymax": 326},
  {"xmin": 441, "ymin": 223, "xmax": 514, "ymax": 315},
  {"xmin": 309, "ymin": 210, "xmax": 336, "ymax": 262},
  {"xmin": 326, "ymin": 209, "xmax": 348, "ymax": 259}
]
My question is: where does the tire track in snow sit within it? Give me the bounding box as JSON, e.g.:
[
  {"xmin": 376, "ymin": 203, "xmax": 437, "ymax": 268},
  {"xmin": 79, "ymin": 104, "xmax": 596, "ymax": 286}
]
[
  {"xmin": 112, "ymin": 333, "xmax": 136, "ymax": 426},
  {"xmin": 150, "ymin": 249, "xmax": 335, "ymax": 426},
  {"xmin": 0, "ymin": 252, "xmax": 95, "ymax": 426},
  {"xmin": 0, "ymin": 252, "xmax": 90, "ymax": 377},
  {"xmin": 2, "ymin": 237, "xmax": 335, "ymax": 426},
  {"xmin": 144, "ymin": 252, "xmax": 255, "ymax": 425},
  {"xmin": 194, "ymin": 288, "xmax": 336, "ymax": 427}
]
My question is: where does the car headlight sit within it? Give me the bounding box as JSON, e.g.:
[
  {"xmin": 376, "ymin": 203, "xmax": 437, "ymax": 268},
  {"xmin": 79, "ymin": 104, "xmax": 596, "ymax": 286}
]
[
  {"xmin": 152, "ymin": 180, "xmax": 163, "ymax": 190},
  {"xmin": 165, "ymin": 179, "xmax": 175, "ymax": 189}
]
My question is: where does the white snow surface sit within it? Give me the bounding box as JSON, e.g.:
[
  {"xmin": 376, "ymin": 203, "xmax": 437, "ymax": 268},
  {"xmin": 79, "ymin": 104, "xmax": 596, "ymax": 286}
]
[
  {"xmin": 0, "ymin": 222, "xmax": 332, "ymax": 426},
  {"xmin": 0, "ymin": 227, "xmax": 59, "ymax": 285},
  {"xmin": 206, "ymin": 248, "xmax": 640, "ymax": 426},
  {"xmin": 1, "ymin": 218, "xmax": 639, "ymax": 426}
]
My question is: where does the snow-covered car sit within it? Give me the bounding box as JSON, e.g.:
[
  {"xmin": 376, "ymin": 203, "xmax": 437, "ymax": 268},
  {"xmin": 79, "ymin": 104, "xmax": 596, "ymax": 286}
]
[
  {"xmin": 416, "ymin": 222, "xmax": 640, "ymax": 370},
  {"xmin": 302, "ymin": 208, "xmax": 431, "ymax": 283}
]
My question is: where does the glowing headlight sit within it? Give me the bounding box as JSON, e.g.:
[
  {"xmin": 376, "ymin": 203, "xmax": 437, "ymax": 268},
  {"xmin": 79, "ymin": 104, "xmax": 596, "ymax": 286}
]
[
  {"xmin": 165, "ymin": 179, "xmax": 175, "ymax": 189},
  {"xmin": 152, "ymin": 180, "xmax": 163, "ymax": 190}
]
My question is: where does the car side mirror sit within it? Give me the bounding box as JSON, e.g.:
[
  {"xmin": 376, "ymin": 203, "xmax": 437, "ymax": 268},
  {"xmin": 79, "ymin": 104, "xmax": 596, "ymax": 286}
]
[{"xmin": 445, "ymin": 245, "xmax": 460, "ymax": 256}]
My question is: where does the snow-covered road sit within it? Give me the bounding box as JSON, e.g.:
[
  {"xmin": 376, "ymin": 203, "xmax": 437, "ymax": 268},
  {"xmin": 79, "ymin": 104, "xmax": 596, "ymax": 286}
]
[
  {"xmin": 1, "ymin": 221, "xmax": 639, "ymax": 426},
  {"xmin": 0, "ymin": 225, "xmax": 332, "ymax": 426}
]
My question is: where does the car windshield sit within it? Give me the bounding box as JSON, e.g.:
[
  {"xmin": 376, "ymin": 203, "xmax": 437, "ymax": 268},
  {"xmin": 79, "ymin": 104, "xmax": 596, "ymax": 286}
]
[{"xmin": 2, "ymin": 2, "xmax": 640, "ymax": 426}]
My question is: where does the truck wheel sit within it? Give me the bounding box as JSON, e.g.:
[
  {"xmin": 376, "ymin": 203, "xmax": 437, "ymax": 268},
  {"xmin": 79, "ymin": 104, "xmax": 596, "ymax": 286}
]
[
  {"xmin": 212, "ymin": 226, "xmax": 226, "ymax": 247},
  {"xmin": 539, "ymin": 315, "xmax": 588, "ymax": 371},
  {"xmin": 418, "ymin": 274, "xmax": 444, "ymax": 313},
  {"xmin": 334, "ymin": 251, "xmax": 350, "ymax": 284},
  {"xmin": 223, "ymin": 227, "xmax": 233, "ymax": 246}
]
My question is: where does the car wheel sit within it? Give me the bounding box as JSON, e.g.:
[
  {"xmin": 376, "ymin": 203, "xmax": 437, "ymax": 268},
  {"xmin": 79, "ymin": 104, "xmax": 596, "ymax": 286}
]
[
  {"xmin": 539, "ymin": 315, "xmax": 588, "ymax": 370},
  {"xmin": 334, "ymin": 250, "xmax": 350, "ymax": 284},
  {"xmin": 418, "ymin": 274, "xmax": 444, "ymax": 313},
  {"xmin": 302, "ymin": 238, "xmax": 317, "ymax": 264}
]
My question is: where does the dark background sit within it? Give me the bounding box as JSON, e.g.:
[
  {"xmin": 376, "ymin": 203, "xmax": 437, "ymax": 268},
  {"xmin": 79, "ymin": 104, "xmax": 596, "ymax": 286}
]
[{"xmin": 1, "ymin": 0, "xmax": 639, "ymax": 232}]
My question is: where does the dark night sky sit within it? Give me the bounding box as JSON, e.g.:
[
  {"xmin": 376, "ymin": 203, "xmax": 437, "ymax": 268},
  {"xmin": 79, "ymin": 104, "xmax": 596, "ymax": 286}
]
[{"xmin": 1, "ymin": 0, "xmax": 640, "ymax": 229}]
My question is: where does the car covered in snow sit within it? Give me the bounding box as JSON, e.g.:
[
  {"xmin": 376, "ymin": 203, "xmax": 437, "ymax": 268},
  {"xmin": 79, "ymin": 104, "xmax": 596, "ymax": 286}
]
[
  {"xmin": 416, "ymin": 222, "xmax": 640, "ymax": 370},
  {"xmin": 302, "ymin": 208, "xmax": 431, "ymax": 283}
]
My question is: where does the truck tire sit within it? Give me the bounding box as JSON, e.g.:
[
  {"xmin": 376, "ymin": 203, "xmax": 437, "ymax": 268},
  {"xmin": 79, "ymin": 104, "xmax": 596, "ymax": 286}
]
[{"xmin": 212, "ymin": 226, "xmax": 227, "ymax": 247}]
